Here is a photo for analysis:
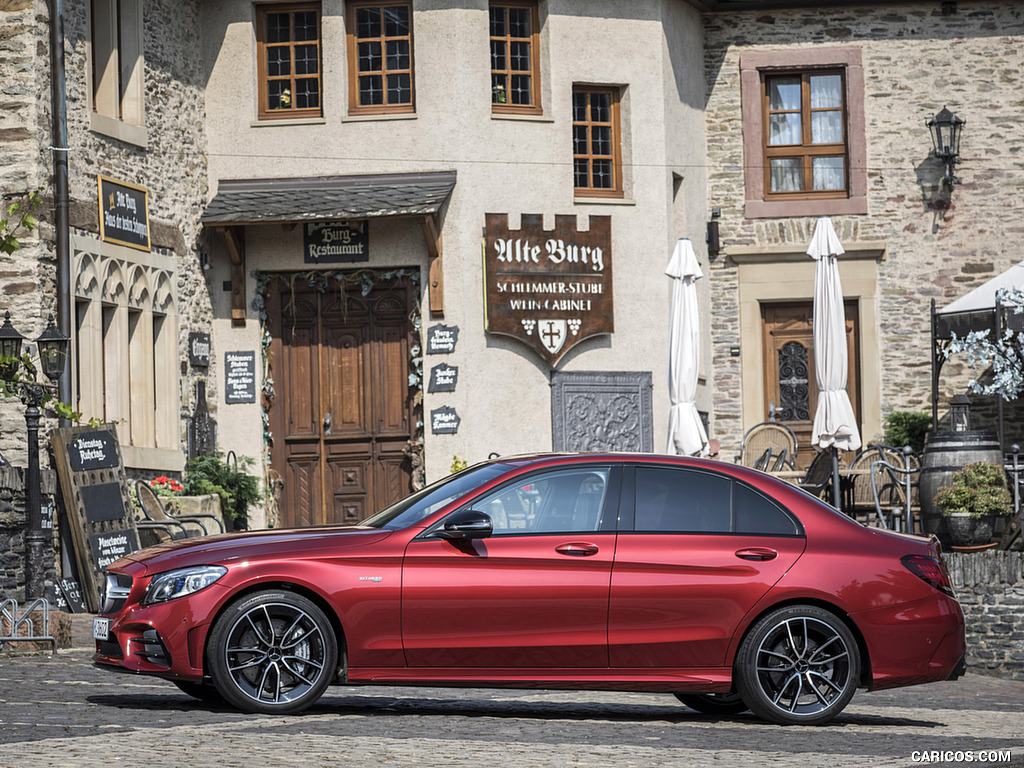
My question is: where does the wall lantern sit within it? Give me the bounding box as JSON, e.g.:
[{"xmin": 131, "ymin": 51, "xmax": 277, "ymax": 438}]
[
  {"xmin": 0, "ymin": 311, "xmax": 25, "ymax": 382},
  {"xmin": 926, "ymin": 106, "xmax": 965, "ymax": 190},
  {"xmin": 950, "ymin": 394, "xmax": 972, "ymax": 433}
]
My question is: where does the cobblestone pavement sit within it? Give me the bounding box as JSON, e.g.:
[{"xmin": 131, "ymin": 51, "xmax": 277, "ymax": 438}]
[{"xmin": 0, "ymin": 648, "xmax": 1022, "ymax": 768}]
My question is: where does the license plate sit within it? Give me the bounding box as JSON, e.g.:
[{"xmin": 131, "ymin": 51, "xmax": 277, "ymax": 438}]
[{"xmin": 92, "ymin": 617, "xmax": 110, "ymax": 641}]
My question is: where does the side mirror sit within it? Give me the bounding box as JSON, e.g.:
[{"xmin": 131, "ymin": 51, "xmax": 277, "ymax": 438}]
[{"xmin": 434, "ymin": 509, "xmax": 492, "ymax": 540}]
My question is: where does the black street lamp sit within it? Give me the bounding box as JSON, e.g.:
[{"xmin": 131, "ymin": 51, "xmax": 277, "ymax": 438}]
[
  {"xmin": 926, "ymin": 106, "xmax": 965, "ymax": 190},
  {"xmin": 0, "ymin": 312, "xmax": 69, "ymax": 601}
]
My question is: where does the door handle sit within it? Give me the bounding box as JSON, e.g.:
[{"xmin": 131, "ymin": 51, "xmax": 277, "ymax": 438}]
[
  {"xmin": 323, "ymin": 412, "xmax": 332, "ymax": 435},
  {"xmin": 555, "ymin": 542, "xmax": 600, "ymax": 557},
  {"xmin": 735, "ymin": 547, "xmax": 778, "ymax": 561}
]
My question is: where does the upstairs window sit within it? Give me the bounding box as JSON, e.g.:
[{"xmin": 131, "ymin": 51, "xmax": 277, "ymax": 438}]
[
  {"xmin": 763, "ymin": 71, "xmax": 847, "ymax": 199},
  {"xmin": 257, "ymin": 4, "xmax": 322, "ymax": 120},
  {"xmin": 89, "ymin": 0, "xmax": 146, "ymax": 143},
  {"xmin": 573, "ymin": 86, "xmax": 622, "ymax": 198},
  {"xmin": 490, "ymin": 2, "xmax": 540, "ymax": 114},
  {"xmin": 348, "ymin": 1, "xmax": 414, "ymax": 115}
]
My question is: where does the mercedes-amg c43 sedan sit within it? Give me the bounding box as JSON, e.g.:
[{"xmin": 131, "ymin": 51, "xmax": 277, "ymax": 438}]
[{"xmin": 93, "ymin": 453, "xmax": 965, "ymax": 725}]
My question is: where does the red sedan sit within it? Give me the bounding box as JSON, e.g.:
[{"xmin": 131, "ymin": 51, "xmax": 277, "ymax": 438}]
[{"xmin": 93, "ymin": 454, "xmax": 965, "ymax": 725}]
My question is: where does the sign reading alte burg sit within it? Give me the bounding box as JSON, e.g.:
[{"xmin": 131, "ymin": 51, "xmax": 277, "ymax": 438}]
[{"xmin": 483, "ymin": 213, "xmax": 613, "ymax": 365}]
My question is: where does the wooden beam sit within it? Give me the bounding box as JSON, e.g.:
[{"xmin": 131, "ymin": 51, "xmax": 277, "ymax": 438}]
[
  {"xmin": 421, "ymin": 213, "xmax": 444, "ymax": 318},
  {"xmin": 218, "ymin": 227, "xmax": 247, "ymax": 327}
]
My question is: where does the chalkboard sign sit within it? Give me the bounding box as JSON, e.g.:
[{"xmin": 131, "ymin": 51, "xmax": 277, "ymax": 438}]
[
  {"xmin": 225, "ymin": 351, "xmax": 257, "ymax": 404},
  {"xmin": 57, "ymin": 578, "xmax": 88, "ymax": 614},
  {"xmin": 188, "ymin": 332, "xmax": 211, "ymax": 368},
  {"xmin": 80, "ymin": 482, "xmax": 127, "ymax": 524},
  {"xmin": 51, "ymin": 424, "xmax": 139, "ymax": 613},
  {"xmin": 67, "ymin": 430, "xmax": 119, "ymax": 472},
  {"xmin": 89, "ymin": 528, "xmax": 140, "ymax": 572},
  {"xmin": 427, "ymin": 324, "xmax": 459, "ymax": 354},
  {"xmin": 428, "ymin": 363, "xmax": 458, "ymax": 393},
  {"xmin": 431, "ymin": 406, "xmax": 461, "ymax": 435}
]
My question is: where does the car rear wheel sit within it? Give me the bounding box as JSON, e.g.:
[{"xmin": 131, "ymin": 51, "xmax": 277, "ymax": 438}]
[
  {"xmin": 208, "ymin": 590, "xmax": 338, "ymax": 714},
  {"xmin": 172, "ymin": 680, "xmax": 223, "ymax": 704},
  {"xmin": 735, "ymin": 605, "xmax": 859, "ymax": 725},
  {"xmin": 674, "ymin": 692, "xmax": 749, "ymax": 716}
]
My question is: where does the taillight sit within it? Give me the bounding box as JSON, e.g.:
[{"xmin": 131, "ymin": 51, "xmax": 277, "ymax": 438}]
[{"xmin": 901, "ymin": 554, "xmax": 955, "ymax": 597}]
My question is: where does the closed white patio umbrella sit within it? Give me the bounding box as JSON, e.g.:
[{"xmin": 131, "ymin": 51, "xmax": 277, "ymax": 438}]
[
  {"xmin": 807, "ymin": 217, "xmax": 862, "ymax": 506},
  {"xmin": 666, "ymin": 238, "xmax": 708, "ymax": 456}
]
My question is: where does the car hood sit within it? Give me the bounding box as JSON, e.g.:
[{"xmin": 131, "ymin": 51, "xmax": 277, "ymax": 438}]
[{"xmin": 115, "ymin": 526, "xmax": 394, "ymax": 574}]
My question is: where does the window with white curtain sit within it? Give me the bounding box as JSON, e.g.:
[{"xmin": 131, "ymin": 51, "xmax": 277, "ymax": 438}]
[{"xmin": 763, "ymin": 70, "xmax": 847, "ymax": 198}]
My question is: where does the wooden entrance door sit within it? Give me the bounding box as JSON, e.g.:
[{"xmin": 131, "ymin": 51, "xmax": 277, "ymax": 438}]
[
  {"xmin": 761, "ymin": 301, "xmax": 860, "ymax": 467},
  {"xmin": 266, "ymin": 275, "xmax": 416, "ymax": 527}
]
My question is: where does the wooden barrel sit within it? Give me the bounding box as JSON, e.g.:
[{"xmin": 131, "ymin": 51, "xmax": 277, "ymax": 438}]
[{"xmin": 919, "ymin": 430, "xmax": 1002, "ymax": 547}]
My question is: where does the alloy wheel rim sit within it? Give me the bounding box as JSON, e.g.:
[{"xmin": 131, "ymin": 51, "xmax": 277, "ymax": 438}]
[
  {"xmin": 224, "ymin": 602, "xmax": 327, "ymax": 704},
  {"xmin": 754, "ymin": 616, "xmax": 852, "ymax": 717}
]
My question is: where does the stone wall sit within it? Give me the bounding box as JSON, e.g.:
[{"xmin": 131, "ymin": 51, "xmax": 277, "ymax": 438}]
[
  {"xmin": 703, "ymin": 2, "xmax": 1024, "ymax": 458},
  {"xmin": 947, "ymin": 550, "xmax": 1024, "ymax": 681},
  {"xmin": 0, "ymin": 465, "xmax": 57, "ymax": 604}
]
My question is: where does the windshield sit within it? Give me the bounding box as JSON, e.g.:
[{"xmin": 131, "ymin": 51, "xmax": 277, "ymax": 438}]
[{"xmin": 360, "ymin": 462, "xmax": 510, "ymax": 530}]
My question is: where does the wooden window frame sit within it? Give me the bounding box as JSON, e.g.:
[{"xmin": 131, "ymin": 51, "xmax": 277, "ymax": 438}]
[
  {"xmin": 740, "ymin": 47, "xmax": 867, "ymax": 218},
  {"xmin": 256, "ymin": 3, "xmax": 323, "ymax": 121},
  {"xmin": 489, "ymin": 1, "xmax": 541, "ymax": 115},
  {"xmin": 761, "ymin": 70, "xmax": 848, "ymax": 202},
  {"xmin": 572, "ymin": 85, "xmax": 623, "ymax": 199},
  {"xmin": 347, "ymin": 0, "xmax": 415, "ymax": 116}
]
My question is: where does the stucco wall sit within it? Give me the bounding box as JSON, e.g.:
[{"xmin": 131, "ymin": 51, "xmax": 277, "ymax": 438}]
[
  {"xmin": 203, "ymin": 0, "xmax": 710, "ymax": 494},
  {"xmin": 703, "ymin": 1, "xmax": 1024, "ymax": 460}
]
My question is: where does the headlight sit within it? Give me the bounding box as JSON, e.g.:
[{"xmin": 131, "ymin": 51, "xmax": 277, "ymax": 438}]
[{"xmin": 142, "ymin": 566, "xmax": 227, "ymax": 605}]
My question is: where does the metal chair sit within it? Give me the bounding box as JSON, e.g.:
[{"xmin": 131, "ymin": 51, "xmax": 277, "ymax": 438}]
[
  {"xmin": 738, "ymin": 422, "xmax": 798, "ymax": 470},
  {"xmin": 797, "ymin": 450, "xmax": 835, "ymax": 499},
  {"xmin": 869, "ymin": 450, "xmax": 920, "ymax": 533},
  {"xmin": 135, "ymin": 480, "xmax": 224, "ymax": 538}
]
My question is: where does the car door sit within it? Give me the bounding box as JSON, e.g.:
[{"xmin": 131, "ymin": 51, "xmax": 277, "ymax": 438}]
[
  {"xmin": 401, "ymin": 465, "xmax": 621, "ymax": 668},
  {"xmin": 608, "ymin": 465, "xmax": 806, "ymax": 669}
]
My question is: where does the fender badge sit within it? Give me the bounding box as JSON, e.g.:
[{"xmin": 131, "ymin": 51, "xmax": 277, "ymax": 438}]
[{"xmin": 359, "ymin": 576, "xmax": 383, "ymax": 582}]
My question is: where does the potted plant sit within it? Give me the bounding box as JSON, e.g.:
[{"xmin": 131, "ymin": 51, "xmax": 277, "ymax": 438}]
[
  {"xmin": 183, "ymin": 453, "xmax": 262, "ymax": 531},
  {"xmin": 932, "ymin": 461, "xmax": 1013, "ymax": 547}
]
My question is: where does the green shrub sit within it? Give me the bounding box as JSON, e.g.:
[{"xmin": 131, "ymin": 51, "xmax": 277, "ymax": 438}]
[
  {"xmin": 932, "ymin": 461, "xmax": 1012, "ymax": 518},
  {"xmin": 883, "ymin": 411, "xmax": 932, "ymax": 453},
  {"xmin": 183, "ymin": 454, "xmax": 262, "ymax": 524}
]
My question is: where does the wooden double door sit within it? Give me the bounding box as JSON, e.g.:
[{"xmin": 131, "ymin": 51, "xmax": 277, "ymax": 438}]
[
  {"xmin": 761, "ymin": 301, "xmax": 860, "ymax": 467},
  {"xmin": 266, "ymin": 275, "xmax": 416, "ymax": 528}
]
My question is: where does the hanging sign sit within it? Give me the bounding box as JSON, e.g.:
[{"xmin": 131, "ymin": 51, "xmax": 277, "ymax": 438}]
[
  {"xmin": 225, "ymin": 351, "xmax": 257, "ymax": 404},
  {"xmin": 483, "ymin": 213, "xmax": 613, "ymax": 366},
  {"xmin": 303, "ymin": 221, "xmax": 369, "ymax": 263},
  {"xmin": 97, "ymin": 175, "xmax": 151, "ymax": 252},
  {"xmin": 430, "ymin": 406, "xmax": 461, "ymax": 435}
]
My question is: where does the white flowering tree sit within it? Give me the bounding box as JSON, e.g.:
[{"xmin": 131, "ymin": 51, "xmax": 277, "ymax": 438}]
[{"xmin": 945, "ymin": 286, "xmax": 1024, "ymax": 401}]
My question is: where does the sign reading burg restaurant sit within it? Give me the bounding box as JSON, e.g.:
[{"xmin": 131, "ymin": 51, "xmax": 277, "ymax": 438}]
[
  {"xmin": 483, "ymin": 213, "xmax": 613, "ymax": 365},
  {"xmin": 303, "ymin": 221, "xmax": 369, "ymax": 264},
  {"xmin": 97, "ymin": 175, "xmax": 151, "ymax": 252}
]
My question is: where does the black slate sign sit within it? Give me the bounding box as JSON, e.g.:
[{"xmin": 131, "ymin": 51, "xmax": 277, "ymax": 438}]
[
  {"xmin": 80, "ymin": 482, "xmax": 127, "ymax": 524},
  {"xmin": 189, "ymin": 332, "xmax": 211, "ymax": 368},
  {"xmin": 304, "ymin": 221, "xmax": 369, "ymax": 263},
  {"xmin": 430, "ymin": 406, "xmax": 461, "ymax": 435},
  {"xmin": 68, "ymin": 430, "xmax": 119, "ymax": 472},
  {"xmin": 427, "ymin": 324, "xmax": 459, "ymax": 355},
  {"xmin": 98, "ymin": 175, "xmax": 150, "ymax": 252},
  {"xmin": 428, "ymin": 363, "xmax": 458, "ymax": 393},
  {"xmin": 57, "ymin": 579, "xmax": 88, "ymax": 614},
  {"xmin": 225, "ymin": 351, "xmax": 257, "ymax": 404},
  {"xmin": 88, "ymin": 528, "xmax": 140, "ymax": 572}
]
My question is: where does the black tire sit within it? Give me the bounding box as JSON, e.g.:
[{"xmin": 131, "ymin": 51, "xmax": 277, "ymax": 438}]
[
  {"xmin": 207, "ymin": 589, "xmax": 338, "ymax": 714},
  {"xmin": 674, "ymin": 692, "xmax": 749, "ymax": 716},
  {"xmin": 734, "ymin": 605, "xmax": 860, "ymax": 726},
  {"xmin": 172, "ymin": 680, "xmax": 224, "ymax": 704}
]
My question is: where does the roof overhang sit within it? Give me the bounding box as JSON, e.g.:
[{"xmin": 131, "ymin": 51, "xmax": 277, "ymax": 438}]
[{"xmin": 201, "ymin": 170, "xmax": 457, "ymax": 226}]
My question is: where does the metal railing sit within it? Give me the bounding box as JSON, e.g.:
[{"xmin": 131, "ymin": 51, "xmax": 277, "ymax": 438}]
[{"xmin": 0, "ymin": 598, "xmax": 57, "ymax": 653}]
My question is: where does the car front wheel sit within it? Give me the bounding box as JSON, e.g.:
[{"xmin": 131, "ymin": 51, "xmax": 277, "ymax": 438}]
[
  {"xmin": 207, "ymin": 590, "xmax": 338, "ymax": 714},
  {"xmin": 734, "ymin": 605, "xmax": 859, "ymax": 725}
]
